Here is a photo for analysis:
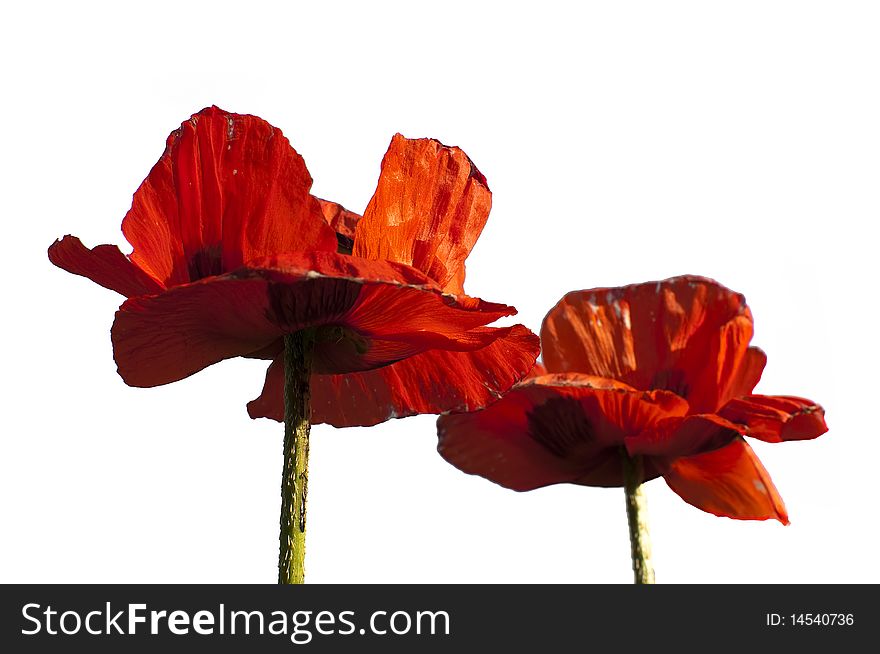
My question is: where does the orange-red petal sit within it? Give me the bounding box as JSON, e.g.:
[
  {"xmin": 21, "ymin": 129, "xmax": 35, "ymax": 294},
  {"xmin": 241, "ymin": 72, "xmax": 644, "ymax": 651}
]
[
  {"xmin": 524, "ymin": 361, "xmax": 548, "ymax": 379},
  {"xmin": 437, "ymin": 374, "xmax": 688, "ymax": 490},
  {"xmin": 353, "ymin": 134, "xmax": 491, "ymax": 293},
  {"xmin": 248, "ymin": 325, "xmax": 540, "ymax": 427},
  {"xmin": 121, "ymin": 106, "xmax": 337, "ymax": 287},
  {"xmin": 540, "ymin": 276, "xmax": 758, "ymax": 412},
  {"xmin": 718, "ymin": 394, "xmax": 828, "ymax": 443},
  {"xmin": 48, "ymin": 235, "xmax": 164, "ymax": 298},
  {"xmin": 625, "ymin": 414, "xmax": 742, "ymax": 458},
  {"xmin": 663, "ymin": 437, "xmax": 789, "ymax": 523},
  {"xmin": 112, "ymin": 251, "xmax": 517, "ymax": 387},
  {"xmin": 315, "ymin": 197, "xmax": 361, "ymax": 254},
  {"xmin": 727, "ymin": 346, "xmax": 767, "ymax": 399}
]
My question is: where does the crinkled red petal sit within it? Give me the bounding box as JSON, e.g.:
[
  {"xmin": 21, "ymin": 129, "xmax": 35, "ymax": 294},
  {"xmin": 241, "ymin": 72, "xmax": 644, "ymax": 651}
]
[
  {"xmin": 121, "ymin": 106, "xmax": 337, "ymax": 286},
  {"xmin": 718, "ymin": 394, "xmax": 828, "ymax": 443},
  {"xmin": 113, "ymin": 251, "xmax": 517, "ymax": 387},
  {"xmin": 48, "ymin": 235, "xmax": 164, "ymax": 298},
  {"xmin": 315, "ymin": 197, "xmax": 361, "ymax": 254},
  {"xmin": 248, "ymin": 325, "xmax": 539, "ymax": 427},
  {"xmin": 437, "ymin": 374, "xmax": 687, "ymax": 490},
  {"xmin": 353, "ymin": 134, "xmax": 491, "ymax": 293},
  {"xmin": 663, "ymin": 437, "xmax": 789, "ymax": 523},
  {"xmin": 540, "ymin": 276, "xmax": 758, "ymax": 412}
]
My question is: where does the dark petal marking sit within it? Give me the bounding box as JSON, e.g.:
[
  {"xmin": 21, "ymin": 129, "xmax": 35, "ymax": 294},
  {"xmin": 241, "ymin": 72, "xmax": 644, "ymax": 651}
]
[
  {"xmin": 527, "ymin": 396, "xmax": 597, "ymax": 459},
  {"xmin": 187, "ymin": 245, "xmax": 224, "ymax": 281},
  {"xmin": 651, "ymin": 368, "xmax": 690, "ymax": 399}
]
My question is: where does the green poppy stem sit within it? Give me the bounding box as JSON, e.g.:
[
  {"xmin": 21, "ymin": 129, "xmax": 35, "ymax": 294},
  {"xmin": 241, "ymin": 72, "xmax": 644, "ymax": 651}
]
[
  {"xmin": 278, "ymin": 329, "xmax": 315, "ymax": 584},
  {"xmin": 622, "ymin": 452, "xmax": 655, "ymax": 584}
]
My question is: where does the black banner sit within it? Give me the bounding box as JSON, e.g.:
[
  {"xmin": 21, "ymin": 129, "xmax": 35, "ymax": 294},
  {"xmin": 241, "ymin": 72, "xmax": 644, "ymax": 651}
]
[{"xmin": 0, "ymin": 584, "xmax": 871, "ymax": 652}]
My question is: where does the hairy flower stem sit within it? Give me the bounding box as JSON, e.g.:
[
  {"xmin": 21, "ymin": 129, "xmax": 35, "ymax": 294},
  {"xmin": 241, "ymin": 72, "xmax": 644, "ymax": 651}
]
[
  {"xmin": 278, "ymin": 329, "xmax": 315, "ymax": 584},
  {"xmin": 622, "ymin": 452, "xmax": 655, "ymax": 584}
]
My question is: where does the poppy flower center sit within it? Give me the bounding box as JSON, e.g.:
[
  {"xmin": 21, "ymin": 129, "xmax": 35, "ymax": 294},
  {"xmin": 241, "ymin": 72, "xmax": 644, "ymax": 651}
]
[
  {"xmin": 650, "ymin": 369, "xmax": 690, "ymax": 399},
  {"xmin": 266, "ymin": 279, "xmax": 361, "ymax": 330},
  {"xmin": 187, "ymin": 245, "xmax": 223, "ymax": 281},
  {"xmin": 310, "ymin": 325, "xmax": 376, "ymax": 373},
  {"xmin": 336, "ymin": 234, "xmax": 354, "ymax": 255},
  {"xmin": 527, "ymin": 397, "xmax": 598, "ymax": 459}
]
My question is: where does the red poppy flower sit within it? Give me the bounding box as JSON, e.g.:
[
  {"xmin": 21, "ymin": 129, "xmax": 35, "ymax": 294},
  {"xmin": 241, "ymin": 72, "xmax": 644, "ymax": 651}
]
[
  {"xmin": 438, "ymin": 276, "xmax": 827, "ymax": 524},
  {"xmin": 49, "ymin": 106, "xmax": 539, "ymax": 426}
]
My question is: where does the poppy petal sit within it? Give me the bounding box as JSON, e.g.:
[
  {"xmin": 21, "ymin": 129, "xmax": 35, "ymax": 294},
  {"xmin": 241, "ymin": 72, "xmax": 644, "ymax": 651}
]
[
  {"xmin": 718, "ymin": 394, "xmax": 828, "ymax": 443},
  {"xmin": 315, "ymin": 197, "xmax": 361, "ymax": 254},
  {"xmin": 112, "ymin": 251, "xmax": 517, "ymax": 387},
  {"xmin": 113, "ymin": 276, "xmax": 284, "ymax": 387},
  {"xmin": 727, "ymin": 346, "xmax": 767, "ymax": 399},
  {"xmin": 48, "ymin": 235, "xmax": 164, "ymax": 298},
  {"xmin": 674, "ymin": 313, "xmax": 757, "ymax": 412},
  {"xmin": 625, "ymin": 414, "xmax": 742, "ymax": 459},
  {"xmin": 245, "ymin": 354, "xmax": 285, "ymax": 421},
  {"xmin": 663, "ymin": 438, "xmax": 789, "ymax": 523},
  {"xmin": 121, "ymin": 106, "xmax": 337, "ymax": 286},
  {"xmin": 353, "ymin": 134, "xmax": 491, "ymax": 293},
  {"xmin": 540, "ymin": 276, "xmax": 755, "ymax": 412},
  {"xmin": 248, "ymin": 325, "xmax": 540, "ymax": 427},
  {"xmin": 437, "ymin": 374, "xmax": 688, "ymax": 490},
  {"xmin": 525, "ymin": 361, "xmax": 548, "ymax": 379},
  {"xmin": 249, "ymin": 254, "xmax": 516, "ymax": 360}
]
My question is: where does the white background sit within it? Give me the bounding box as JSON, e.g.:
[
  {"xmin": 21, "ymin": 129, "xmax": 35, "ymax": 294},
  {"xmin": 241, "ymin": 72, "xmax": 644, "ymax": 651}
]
[{"xmin": 1, "ymin": 1, "xmax": 876, "ymax": 583}]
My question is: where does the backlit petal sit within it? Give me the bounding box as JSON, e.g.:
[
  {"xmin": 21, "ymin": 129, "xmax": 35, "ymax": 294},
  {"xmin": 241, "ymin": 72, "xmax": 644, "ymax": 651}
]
[
  {"xmin": 353, "ymin": 134, "xmax": 491, "ymax": 293},
  {"xmin": 315, "ymin": 197, "xmax": 361, "ymax": 254},
  {"xmin": 121, "ymin": 106, "xmax": 337, "ymax": 286},
  {"xmin": 525, "ymin": 361, "xmax": 548, "ymax": 379},
  {"xmin": 718, "ymin": 394, "xmax": 828, "ymax": 443},
  {"xmin": 663, "ymin": 438, "xmax": 789, "ymax": 523},
  {"xmin": 727, "ymin": 346, "xmax": 767, "ymax": 399},
  {"xmin": 48, "ymin": 235, "xmax": 164, "ymax": 298},
  {"xmin": 540, "ymin": 276, "xmax": 755, "ymax": 411}
]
